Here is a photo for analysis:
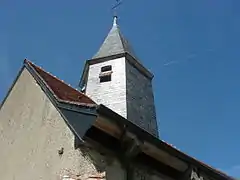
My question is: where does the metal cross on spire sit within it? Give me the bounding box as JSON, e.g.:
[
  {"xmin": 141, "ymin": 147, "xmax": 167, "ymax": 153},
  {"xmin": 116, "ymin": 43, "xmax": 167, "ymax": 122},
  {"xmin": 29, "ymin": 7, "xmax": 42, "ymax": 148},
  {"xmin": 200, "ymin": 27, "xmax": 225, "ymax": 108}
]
[{"xmin": 111, "ymin": 0, "xmax": 123, "ymax": 18}]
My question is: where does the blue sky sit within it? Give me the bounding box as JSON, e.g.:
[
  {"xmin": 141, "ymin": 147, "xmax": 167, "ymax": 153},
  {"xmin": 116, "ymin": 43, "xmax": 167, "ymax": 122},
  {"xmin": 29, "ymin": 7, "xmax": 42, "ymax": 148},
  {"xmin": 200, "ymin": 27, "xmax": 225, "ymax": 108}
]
[{"xmin": 1, "ymin": 0, "xmax": 240, "ymax": 177}]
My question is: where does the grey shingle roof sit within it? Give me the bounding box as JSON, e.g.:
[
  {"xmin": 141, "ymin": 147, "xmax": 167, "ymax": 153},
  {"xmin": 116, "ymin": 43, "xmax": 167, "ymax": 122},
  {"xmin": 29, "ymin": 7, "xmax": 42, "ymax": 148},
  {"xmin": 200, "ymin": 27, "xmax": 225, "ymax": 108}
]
[{"xmin": 93, "ymin": 17, "xmax": 136, "ymax": 59}]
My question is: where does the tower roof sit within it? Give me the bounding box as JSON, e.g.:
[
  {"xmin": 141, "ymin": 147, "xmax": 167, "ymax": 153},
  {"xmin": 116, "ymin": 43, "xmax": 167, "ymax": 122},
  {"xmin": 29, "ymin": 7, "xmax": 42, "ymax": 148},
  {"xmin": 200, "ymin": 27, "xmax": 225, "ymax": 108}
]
[{"xmin": 93, "ymin": 16, "xmax": 136, "ymax": 59}]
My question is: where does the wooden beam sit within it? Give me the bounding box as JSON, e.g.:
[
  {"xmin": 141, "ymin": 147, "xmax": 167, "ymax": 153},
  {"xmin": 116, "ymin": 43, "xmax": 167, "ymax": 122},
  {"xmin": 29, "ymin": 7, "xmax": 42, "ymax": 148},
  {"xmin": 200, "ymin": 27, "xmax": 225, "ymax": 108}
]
[
  {"xmin": 142, "ymin": 142, "xmax": 188, "ymax": 172},
  {"xmin": 93, "ymin": 116, "xmax": 122, "ymax": 139}
]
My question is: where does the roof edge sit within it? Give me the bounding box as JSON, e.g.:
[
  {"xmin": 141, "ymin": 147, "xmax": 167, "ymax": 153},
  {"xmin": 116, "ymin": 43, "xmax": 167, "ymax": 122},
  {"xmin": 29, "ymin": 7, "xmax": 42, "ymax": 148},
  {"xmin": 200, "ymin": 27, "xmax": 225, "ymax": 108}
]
[
  {"xmin": 125, "ymin": 53, "xmax": 154, "ymax": 80},
  {"xmin": 24, "ymin": 59, "xmax": 96, "ymax": 106},
  {"xmin": 96, "ymin": 104, "xmax": 234, "ymax": 180}
]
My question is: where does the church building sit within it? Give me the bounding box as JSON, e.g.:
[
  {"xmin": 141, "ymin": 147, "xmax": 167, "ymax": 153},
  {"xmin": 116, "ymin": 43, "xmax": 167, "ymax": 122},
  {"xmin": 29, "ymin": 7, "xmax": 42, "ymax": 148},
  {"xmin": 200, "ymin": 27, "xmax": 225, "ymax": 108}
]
[{"xmin": 0, "ymin": 16, "xmax": 234, "ymax": 180}]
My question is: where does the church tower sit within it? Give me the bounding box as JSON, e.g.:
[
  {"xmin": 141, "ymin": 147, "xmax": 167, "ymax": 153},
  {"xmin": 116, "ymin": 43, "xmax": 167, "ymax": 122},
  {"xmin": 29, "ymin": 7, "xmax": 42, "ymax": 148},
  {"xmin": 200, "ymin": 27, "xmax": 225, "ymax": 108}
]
[{"xmin": 79, "ymin": 17, "xmax": 159, "ymax": 137}]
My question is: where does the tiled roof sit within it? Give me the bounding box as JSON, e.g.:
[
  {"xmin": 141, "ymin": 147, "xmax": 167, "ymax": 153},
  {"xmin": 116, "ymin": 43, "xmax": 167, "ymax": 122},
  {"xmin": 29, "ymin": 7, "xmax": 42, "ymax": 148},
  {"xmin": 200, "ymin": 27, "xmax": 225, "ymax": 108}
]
[{"xmin": 24, "ymin": 59, "xmax": 96, "ymax": 106}]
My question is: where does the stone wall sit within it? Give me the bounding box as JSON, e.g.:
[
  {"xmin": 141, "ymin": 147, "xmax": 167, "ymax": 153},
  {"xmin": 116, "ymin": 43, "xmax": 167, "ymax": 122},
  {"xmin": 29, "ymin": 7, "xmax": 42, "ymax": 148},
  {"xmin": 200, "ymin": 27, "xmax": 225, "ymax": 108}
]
[
  {"xmin": 125, "ymin": 61, "xmax": 159, "ymax": 137},
  {"xmin": 0, "ymin": 68, "xmax": 125, "ymax": 180}
]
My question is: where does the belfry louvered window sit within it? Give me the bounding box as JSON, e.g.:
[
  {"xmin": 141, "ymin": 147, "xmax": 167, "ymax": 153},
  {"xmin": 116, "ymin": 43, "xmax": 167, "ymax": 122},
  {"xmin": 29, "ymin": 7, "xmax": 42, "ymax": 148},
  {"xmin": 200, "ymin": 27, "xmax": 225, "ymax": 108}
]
[{"xmin": 99, "ymin": 65, "xmax": 112, "ymax": 83}]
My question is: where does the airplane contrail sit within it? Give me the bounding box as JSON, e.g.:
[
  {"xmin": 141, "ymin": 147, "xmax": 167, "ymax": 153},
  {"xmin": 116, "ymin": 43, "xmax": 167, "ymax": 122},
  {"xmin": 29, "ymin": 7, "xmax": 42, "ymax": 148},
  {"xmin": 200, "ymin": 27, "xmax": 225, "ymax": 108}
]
[
  {"xmin": 163, "ymin": 53, "xmax": 197, "ymax": 67},
  {"xmin": 163, "ymin": 60, "xmax": 179, "ymax": 66}
]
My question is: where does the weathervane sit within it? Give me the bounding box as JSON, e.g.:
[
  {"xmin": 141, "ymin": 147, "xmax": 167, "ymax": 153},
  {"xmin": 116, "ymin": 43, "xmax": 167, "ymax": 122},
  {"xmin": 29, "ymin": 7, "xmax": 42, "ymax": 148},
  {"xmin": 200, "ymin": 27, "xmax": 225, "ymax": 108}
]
[{"xmin": 112, "ymin": 0, "xmax": 123, "ymax": 17}]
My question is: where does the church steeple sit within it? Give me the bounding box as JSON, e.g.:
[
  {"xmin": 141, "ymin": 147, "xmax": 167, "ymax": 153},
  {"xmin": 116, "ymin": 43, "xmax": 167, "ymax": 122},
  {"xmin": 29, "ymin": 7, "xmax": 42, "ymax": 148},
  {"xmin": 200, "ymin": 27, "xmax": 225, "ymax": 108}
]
[
  {"xmin": 93, "ymin": 16, "xmax": 136, "ymax": 59},
  {"xmin": 80, "ymin": 17, "xmax": 159, "ymax": 137}
]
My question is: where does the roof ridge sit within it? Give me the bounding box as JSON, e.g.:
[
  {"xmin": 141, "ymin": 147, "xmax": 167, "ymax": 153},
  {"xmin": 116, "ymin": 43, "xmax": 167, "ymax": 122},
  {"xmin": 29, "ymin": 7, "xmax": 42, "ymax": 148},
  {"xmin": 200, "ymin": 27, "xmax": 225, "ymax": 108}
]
[
  {"xmin": 23, "ymin": 59, "xmax": 96, "ymax": 105},
  {"xmin": 115, "ymin": 26, "xmax": 125, "ymax": 50}
]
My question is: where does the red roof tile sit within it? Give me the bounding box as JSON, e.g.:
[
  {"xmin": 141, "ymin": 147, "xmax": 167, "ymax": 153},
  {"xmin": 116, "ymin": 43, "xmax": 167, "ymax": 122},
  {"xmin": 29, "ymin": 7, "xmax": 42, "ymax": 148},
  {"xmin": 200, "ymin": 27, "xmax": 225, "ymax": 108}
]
[{"xmin": 24, "ymin": 59, "xmax": 96, "ymax": 106}]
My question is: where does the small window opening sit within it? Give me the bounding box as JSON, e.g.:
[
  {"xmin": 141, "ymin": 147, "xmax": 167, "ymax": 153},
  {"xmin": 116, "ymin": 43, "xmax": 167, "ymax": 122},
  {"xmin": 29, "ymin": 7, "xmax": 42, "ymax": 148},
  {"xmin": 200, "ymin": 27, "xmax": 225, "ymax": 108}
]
[
  {"xmin": 99, "ymin": 65, "xmax": 112, "ymax": 83},
  {"xmin": 101, "ymin": 65, "xmax": 112, "ymax": 72},
  {"xmin": 100, "ymin": 75, "xmax": 111, "ymax": 83}
]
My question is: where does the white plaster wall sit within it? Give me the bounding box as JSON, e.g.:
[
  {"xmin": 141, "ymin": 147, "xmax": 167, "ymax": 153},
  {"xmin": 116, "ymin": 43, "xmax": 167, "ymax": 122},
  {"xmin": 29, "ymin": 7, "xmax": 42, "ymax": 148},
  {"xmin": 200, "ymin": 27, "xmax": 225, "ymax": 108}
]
[
  {"xmin": 86, "ymin": 57, "xmax": 127, "ymax": 118},
  {"xmin": 0, "ymin": 68, "xmax": 125, "ymax": 180}
]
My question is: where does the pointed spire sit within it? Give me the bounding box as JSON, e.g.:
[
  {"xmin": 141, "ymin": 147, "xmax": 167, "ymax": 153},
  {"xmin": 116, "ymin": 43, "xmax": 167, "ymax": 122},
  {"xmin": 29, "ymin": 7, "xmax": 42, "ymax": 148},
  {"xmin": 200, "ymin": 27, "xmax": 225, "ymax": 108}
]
[
  {"xmin": 92, "ymin": 16, "xmax": 136, "ymax": 59},
  {"xmin": 113, "ymin": 16, "xmax": 118, "ymax": 26}
]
